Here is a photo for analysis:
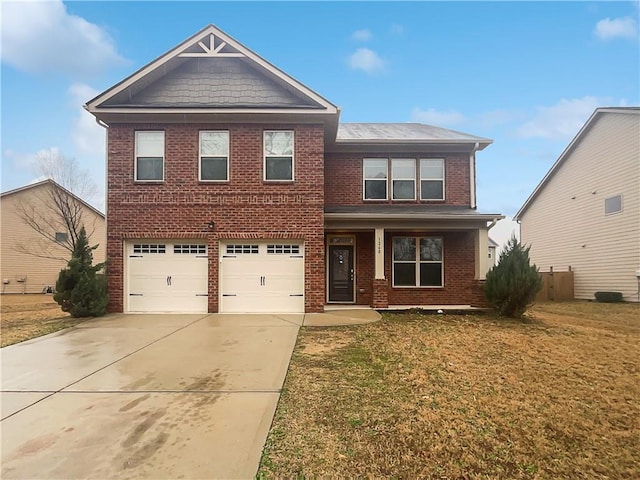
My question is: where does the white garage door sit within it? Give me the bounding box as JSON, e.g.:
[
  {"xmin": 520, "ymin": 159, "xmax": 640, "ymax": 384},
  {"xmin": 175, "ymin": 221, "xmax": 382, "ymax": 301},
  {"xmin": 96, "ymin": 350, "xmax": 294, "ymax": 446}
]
[
  {"xmin": 220, "ymin": 241, "xmax": 304, "ymax": 313},
  {"xmin": 127, "ymin": 241, "xmax": 208, "ymax": 313}
]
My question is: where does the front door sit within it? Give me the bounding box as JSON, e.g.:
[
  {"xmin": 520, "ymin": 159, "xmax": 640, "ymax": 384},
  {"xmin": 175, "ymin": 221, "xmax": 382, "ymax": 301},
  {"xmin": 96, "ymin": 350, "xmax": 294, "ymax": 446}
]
[{"xmin": 328, "ymin": 245, "xmax": 354, "ymax": 302}]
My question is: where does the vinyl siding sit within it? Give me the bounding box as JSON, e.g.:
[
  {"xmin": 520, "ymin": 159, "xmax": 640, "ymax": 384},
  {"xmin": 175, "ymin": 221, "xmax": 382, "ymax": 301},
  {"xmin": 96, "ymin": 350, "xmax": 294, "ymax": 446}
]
[
  {"xmin": 520, "ymin": 112, "xmax": 640, "ymax": 301},
  {"xmin": 0, "ymin": 184, "xmax": 106, "ymax": 294}
]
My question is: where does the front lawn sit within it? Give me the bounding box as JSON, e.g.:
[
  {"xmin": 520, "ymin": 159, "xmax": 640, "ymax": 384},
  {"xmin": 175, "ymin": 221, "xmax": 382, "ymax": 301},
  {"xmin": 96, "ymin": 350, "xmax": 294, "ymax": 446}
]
[
  {"xmin": 1, "ymin": 294, "xmax": 83, "ymax": 347},
  {"xmin": 259, "ymin": 302, "xmax": 639, "ymax": 479}
]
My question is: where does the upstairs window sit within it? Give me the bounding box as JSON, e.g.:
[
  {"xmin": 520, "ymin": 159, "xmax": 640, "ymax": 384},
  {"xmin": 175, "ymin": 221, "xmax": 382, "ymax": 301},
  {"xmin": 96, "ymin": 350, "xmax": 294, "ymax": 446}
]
[
  {"xmin": 135, "ymin": 131, "xmax": 164, "ymax": 181},
  {"xmin": 200, "ymin": 131, "xmax": 229, "ymax": 181},
  {"xmin": 420, "ymin": 159, "xmax": 445, "ymax": 200},
  {"xmin": 363, "ymin": 159, "xmax": 388, "ymax": 200},
  {"xmin": 392, "ymin": 158, "xmax": 416, "ymax": 200},
  {"xmin": 264, "ymin": 131, "xmax": 294, "ymax": 181},
  {"xmin": 605, "ymin": 194, "xmax": 623, "ymax": 215},
  {"xmin": 55, "ymin": 232, "xmax": 68, "ymax": 243}
]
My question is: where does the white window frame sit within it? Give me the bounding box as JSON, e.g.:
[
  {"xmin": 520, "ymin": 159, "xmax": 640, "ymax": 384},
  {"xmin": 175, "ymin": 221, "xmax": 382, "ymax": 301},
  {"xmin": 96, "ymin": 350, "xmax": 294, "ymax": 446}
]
[
  {"xmin": 604, "ymin": 194, "xmax": 623, "ymax": 215},
  {"xmin": 199, "ymin": 131, "xmax": 229, "ymax": 182},
  {"xmin": 363, "ymin": 158, "xmax": 389, "ymax": 201},
  {"xmin": 419, "ymin": 158, "xmax": 445, "ymax": 201},
  {"xmin": 391, "ymin": 158, "xmax": 416, "ymax": 201},
  {"xmin": 392, "ymin": 236, "xmax": 444, "ymax": 288},
  {"xmin": 135, "ymin": 131, "xmax": 165, "ymax": 182},
  {"xmin": 263, "ymin": 130, "xmax": 294, "ymax": 182}
]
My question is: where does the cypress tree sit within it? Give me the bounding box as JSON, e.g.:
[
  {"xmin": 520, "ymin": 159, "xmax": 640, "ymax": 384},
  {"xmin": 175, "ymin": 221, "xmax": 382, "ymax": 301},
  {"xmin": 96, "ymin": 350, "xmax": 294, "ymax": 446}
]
[
  {"xmin": 484, "ymin": 235, "xmax": 542, "ymax": 318},
  {"xmin": 54, "ymin": 227, "xmax": 108, "ymax": 317}
]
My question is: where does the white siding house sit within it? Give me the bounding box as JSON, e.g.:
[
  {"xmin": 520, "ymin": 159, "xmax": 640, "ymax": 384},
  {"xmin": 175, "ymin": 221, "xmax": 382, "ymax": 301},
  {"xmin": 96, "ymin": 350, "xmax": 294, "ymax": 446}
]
[{"xmin": 515, "ymin": 107, "xmax": 640, "ymax": 302}]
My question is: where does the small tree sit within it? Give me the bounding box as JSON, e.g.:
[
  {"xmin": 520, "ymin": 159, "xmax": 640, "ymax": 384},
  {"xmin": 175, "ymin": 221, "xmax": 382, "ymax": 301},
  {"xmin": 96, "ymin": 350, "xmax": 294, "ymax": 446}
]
[
  {"xmin": 484, "ymin": 235, "xmax": 542, "ymax": 318},
  {"xmin": 54, "ymin": 227, "xmax": 107, "ymax": 317},
  {"xmin": 15, "ymin": 151, "xmax": 100, "ymax": 261}
]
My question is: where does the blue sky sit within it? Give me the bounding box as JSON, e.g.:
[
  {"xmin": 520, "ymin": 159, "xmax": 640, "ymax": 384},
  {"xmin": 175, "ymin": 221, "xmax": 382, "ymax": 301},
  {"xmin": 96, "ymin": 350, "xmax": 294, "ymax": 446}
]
[{"xmin": 2, "ymin": 1, "xmax": 639, "ymax": 247}]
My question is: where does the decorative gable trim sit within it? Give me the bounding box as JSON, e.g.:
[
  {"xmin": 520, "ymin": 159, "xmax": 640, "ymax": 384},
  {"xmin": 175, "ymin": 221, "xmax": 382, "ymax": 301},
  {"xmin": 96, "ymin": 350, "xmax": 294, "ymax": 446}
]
[{"xmin": 85, "ymin": 24, "xmax": 338, "ymax": 117}]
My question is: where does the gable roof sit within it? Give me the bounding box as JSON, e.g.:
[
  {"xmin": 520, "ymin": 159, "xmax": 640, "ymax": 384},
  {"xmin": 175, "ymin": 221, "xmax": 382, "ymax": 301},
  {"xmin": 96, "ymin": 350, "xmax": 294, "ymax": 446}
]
[
  {"xmin": 85, "ymin": 24, "xmax": 338, "ymax": 123},
  {"xmin": 1, "ymin": 179, "xmax": 105, "ymax": 218},
  {"xmin": 514, "ymin": 107, "xmax": 640, "ymax": 221}
]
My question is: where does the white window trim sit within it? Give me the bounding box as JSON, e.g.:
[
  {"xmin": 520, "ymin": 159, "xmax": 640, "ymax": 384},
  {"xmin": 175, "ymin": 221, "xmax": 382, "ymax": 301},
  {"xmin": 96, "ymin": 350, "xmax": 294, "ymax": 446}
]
[
  {"xmin": 604, "ymin": 194, "xmax": 623, "ymax": 216},
  {"xmin": 363, "ymin": 158, "xmax": 389, "ymax": 201},
  {"xmin": 391, "ymin": 158, "xmax": 416, "ymax": 201},
  {"xmin": 134, "ymin": 131, "xmax": 165, "ymax": 182},
  {"xmin": 419, "ymin": 158, "xmax": 445, "ymax": 201},
  {"xmin": 199, "ymin": 130, "xmax": 229, "ymax": 182},
  {"xmin": 263, "ymin": 130, "xmax": 294, "ymax": 182},
  {"xmin": 392, "ymin": 236, "xmax": 444, "ymax": 288}
]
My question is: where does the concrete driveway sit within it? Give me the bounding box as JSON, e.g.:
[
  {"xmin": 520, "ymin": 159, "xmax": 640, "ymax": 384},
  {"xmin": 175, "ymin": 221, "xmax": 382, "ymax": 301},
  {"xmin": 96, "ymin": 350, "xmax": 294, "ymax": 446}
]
[{"xmin": 1, "ymin": 313, "xmax": 301, "ymax": 479}]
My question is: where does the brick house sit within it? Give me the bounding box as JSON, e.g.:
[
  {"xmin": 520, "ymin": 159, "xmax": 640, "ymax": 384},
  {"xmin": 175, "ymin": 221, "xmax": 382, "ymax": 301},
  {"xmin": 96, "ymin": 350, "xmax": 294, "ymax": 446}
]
[{"xmin": 85, "ymin": 24, "xmax": 503, "ymax": 314}]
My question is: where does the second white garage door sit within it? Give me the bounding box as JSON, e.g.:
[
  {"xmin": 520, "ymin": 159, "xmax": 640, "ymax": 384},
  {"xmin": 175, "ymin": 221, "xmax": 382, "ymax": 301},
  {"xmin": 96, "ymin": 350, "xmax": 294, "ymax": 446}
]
[{"xmin": 219, "ymin": 241, "xmax": 304, "ymax": 313}]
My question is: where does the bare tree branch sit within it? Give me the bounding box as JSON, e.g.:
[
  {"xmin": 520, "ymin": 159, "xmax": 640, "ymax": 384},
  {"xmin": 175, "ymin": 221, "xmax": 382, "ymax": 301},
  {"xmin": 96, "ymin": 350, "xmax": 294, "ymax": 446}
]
[{"xmin": 14, "ymin": 151, "xmax": 101, "ymax": 260}]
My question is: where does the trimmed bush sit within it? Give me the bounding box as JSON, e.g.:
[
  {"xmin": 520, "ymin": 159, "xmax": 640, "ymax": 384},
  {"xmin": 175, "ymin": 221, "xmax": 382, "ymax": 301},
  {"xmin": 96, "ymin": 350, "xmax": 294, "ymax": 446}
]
[
  {"xmin": 594, "ymin": 291, "xmax": 624, "ymax": 303},
  {"xmin": 484, "ymin": 235, "xmax": 542, "ymax": 318},
  {"xmin": 54, "ymin": 227, "xmax": 108, "ymax": 317}
]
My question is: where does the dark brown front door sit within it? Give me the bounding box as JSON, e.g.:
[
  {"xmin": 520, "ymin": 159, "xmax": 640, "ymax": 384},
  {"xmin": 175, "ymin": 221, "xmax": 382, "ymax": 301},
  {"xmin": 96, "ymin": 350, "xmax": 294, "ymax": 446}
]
[{"xmin": 329, "ymin": 245, "xmax": 354, "ymax": 302}]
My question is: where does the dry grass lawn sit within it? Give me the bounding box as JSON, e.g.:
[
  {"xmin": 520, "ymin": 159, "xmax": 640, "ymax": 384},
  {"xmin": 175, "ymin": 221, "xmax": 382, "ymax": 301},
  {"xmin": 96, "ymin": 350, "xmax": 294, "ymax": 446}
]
[
  {"xmin": 259, "ymin": 301, "xmax": 640, "ymax": 479},
  {"xmin": 1, "ymin": 294, "xmax": 84, "ymax": 347}
]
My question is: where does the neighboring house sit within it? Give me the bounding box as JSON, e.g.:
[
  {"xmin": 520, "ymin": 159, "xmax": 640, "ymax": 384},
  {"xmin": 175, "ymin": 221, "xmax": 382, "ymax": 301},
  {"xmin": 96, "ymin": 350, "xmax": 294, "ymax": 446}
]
[
  {"xmin": 0, "ymin": 180, "xmax": 106, "ymax": 294},
  {"xmin": 85, "ymin": 24, "xmax": 503, "ymax": 314},
  {"xmin": 515, "ymin": 107, "xmax": 640, "ymax": 302},
  {"xmin": 488, "ymin": 237, "xmax": 499, "ymax": 267}
]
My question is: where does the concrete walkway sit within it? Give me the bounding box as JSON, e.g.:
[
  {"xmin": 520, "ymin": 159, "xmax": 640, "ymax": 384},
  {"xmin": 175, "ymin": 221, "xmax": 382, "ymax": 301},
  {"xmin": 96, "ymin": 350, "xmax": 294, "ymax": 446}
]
[{"xmin": 1, "ymin": 313, "xmax": 301, "ymax": 479}]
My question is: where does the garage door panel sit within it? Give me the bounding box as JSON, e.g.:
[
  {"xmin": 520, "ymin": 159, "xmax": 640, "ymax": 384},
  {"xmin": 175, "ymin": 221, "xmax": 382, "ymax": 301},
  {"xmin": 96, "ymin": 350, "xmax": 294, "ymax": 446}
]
[
  {"xmin": 127, "ymin": 242, "xmax": 208, "ymax": 313},
  {"xmin": 220, "ymin": 242, "xmax": 304, "ymax": 313}
]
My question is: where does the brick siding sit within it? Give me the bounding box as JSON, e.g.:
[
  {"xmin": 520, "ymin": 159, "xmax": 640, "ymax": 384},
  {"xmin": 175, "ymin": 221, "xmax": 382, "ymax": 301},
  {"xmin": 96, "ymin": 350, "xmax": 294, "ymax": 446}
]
[
  {"xmin": 337, "ymin": 230, "xmax": 480, "ymax": 306},
  {"xmin": 106, "ymin": 123, "xmax": 325, "ymax": 313},
  {"xmin": 325, "ymin": 152, "xmax": 471, "ymax": 206}
]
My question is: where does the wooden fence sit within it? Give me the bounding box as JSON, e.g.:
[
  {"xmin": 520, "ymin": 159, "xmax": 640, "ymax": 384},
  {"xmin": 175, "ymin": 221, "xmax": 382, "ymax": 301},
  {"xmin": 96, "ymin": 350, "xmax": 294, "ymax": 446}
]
[{"xmin": 536, "ymin": 267, "xmax": 574, "ymax": 302}]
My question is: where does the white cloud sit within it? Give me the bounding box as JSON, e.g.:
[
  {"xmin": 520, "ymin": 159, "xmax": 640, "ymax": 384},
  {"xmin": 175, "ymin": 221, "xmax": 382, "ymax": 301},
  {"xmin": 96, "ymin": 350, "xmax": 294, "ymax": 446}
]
[
  {"xmin": 352, "ymin": 29, "xmax": 373, "ymax": 42},
  {"xmin": 1, "ymin": 0, "xmax": 125, "ymax": 76},
  {"xmin": 411, "ymin": 107, "xmax": 466, "ymax": 127},
  {"xmin": 348, "ymin": 48, "xmax": 385, "ymax": 74},
  {"xmin": 594, "ymin": 16, "xmax": 638, "ymax": 41},
  {"xmin": 68, "ymin": 83, "xmax": 105, "ymax": 157},
  {"xmin": 516, "ymin": 97, "xmax": 603, "ymax": 140},
  {"xmin": 4, "ymin": 147, "xmax": 60, "ymax": 171}
]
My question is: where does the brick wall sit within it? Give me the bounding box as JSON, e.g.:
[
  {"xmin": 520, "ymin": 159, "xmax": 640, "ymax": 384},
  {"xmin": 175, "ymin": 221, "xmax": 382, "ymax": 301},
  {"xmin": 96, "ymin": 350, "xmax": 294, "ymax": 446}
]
[
  {"xmin": 324, "ymin": 153, "xmax": 471, "ymax": 206},
  {"xmin": 342, "ymin": 230, "xmax": 480, "ymax": 306},
  {"xmin": 106, "ymin": 123, "xmax": 325, "ymax": 313}
]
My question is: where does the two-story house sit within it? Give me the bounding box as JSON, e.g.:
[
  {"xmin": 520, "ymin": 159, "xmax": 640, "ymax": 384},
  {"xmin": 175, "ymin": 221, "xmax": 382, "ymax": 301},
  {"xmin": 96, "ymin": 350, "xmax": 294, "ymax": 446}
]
[{"xmin": 86, "ymin": 24, "xmax": 503, "ymax": 314}]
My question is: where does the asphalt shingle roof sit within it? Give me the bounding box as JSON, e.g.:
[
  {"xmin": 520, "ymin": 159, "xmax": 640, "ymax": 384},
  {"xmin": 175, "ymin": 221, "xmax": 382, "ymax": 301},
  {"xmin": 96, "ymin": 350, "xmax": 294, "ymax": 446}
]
[{"xmin": 336, "ymin": 123, "xmax": 490, "ymax": 144}]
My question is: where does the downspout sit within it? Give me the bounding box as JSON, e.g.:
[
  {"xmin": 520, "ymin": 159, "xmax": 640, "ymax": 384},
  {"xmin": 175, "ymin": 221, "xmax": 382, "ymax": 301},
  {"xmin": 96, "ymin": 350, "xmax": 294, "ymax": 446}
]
[{"xmin": 470, "ymin": 142, "xmax": 479, "ymax": 209}]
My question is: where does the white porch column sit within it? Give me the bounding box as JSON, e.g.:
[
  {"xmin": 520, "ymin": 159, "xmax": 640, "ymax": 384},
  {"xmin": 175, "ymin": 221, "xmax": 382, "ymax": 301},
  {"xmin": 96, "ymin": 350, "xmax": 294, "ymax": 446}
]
[
  {"xmin": 475, "ymin": 227, "xmax": 490, "ymax": 280},
  {"xmin": 375, "ymin": 227, "xmax": 385, "ymax": 279}
]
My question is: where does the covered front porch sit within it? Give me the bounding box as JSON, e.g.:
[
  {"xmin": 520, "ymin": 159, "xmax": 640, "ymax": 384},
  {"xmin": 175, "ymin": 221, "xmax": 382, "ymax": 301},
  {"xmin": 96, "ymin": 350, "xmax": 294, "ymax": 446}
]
[{"xmin": 324, "ymin": 206, "xmax": 503, "ymax": 309}]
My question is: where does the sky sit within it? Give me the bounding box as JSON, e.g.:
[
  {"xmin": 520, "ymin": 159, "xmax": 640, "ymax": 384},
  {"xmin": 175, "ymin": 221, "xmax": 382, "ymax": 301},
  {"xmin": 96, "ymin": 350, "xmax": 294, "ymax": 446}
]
[{"xmin": 1, "ymin": 1, "xmax": 639, "ymax": 250}]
